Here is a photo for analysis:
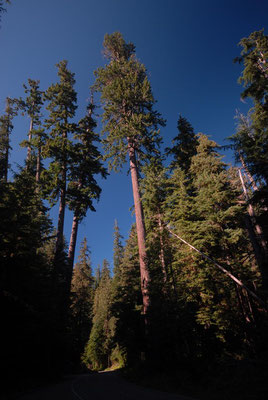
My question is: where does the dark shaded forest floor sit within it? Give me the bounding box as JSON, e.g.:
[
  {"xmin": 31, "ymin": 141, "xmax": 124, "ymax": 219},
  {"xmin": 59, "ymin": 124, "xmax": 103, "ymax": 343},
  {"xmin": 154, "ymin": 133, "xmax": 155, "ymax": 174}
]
[{"xmin": 127, "ymin": 360, "xmax": 268, "ymax": 400}]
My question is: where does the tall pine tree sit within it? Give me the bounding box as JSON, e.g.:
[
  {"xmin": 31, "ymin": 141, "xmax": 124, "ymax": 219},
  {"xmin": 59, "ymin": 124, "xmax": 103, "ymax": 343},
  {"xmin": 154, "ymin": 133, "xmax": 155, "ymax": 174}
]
[
  {"xmin": 94, "ymin": 32, "xmax": 165, "ymax": 318},
  {"xmin": 43, "ymin": 60, "xmax": 77, "ymax": 265}
]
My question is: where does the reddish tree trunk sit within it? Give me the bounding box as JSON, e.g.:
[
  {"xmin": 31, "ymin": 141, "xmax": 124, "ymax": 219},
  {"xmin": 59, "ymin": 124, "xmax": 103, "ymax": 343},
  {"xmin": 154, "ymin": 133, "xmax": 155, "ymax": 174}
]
[
  {"xmin": 3, "ymin": 118, "xmax": 10, "ymax": 182},
  {"xmin": 55, "ymin": 131, "xmax": 67, "ymax": 262},
  {"xmin": 239, "ymin": 169, "xmax": 268, "ymax": 295},
  {"xmin": 157, "ymin": 211, "xmax": 167, "ymax": 283},
  {"xmin": 240, "ymin": 154, "xmax": 258, "ymax": 192},
  {"xmin": 36, "ymin": 145, "xmax": 41, "ymax": 184},
  {"xmin": 128, "ymin": 140, "xmax": 150, "ymax": 316},
  {"xmin": 27, "ymin": 118, "xmax": 33, "ymax": 164},
  {"xmin": 68, "ymin": 213, "xmax": 79, "ymax": 273},
  {"xmin": 55, "ymin": 178, "xmax": 66, "ymax": 257}
]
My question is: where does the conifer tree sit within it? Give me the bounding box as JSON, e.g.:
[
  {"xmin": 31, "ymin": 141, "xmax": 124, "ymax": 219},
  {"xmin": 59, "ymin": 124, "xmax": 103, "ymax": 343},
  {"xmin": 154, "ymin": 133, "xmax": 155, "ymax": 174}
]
[
  {"xmin": 232, "ymin": 114, "xmax": 268, "ymax": 296},
  {"xmin": 16, "ymin": 79, "xmax": 46, "ymax": 182},
  {"xmin": 163, "ymin": 133, "xmax": 260, "ymax": 360},
  {"xmin": 82, "ymin": 259, "xmax": 112, "ymax": 370},
  {"xmin": 166, "ymin": 115, "xmax": 198, "ymax": 173},
  {"xmin": 232, "ymin": 30, "xmax": 268, "ymax": 295},
  {"xmin": 141, "ymin": 158, "xmax": 170, "ymax": 286},
  {"xmin": 94, "ymin": 32, "xmax": 165, "ymax": 317},
  {"xmin": 43, "ymin": 60, "xmax": 77, "ymax": 264},
  {"xmin": 1, "ymin": 168, "xmax": 55, "ymax": 385},
  {"xmin": 67, "ymin": 101, "xmax": 107, "ymax": 274},
  {"xmin": 70, "ymin": 238, "xmax": 95, "ymax": 365},
  {"xmin": 233, "ymin": 30, "xmax": 268, "ymax": 185},
  {"xmin": 113, "ymin": 219, "xmax": 124, "ymax": 277},
  {"xmin": 109, "ymin": 224, "xmax": 143, "ymax": 366},
  {"xmin": 0, "ymin": 97, "xmax": 16, "ymax": 182}
]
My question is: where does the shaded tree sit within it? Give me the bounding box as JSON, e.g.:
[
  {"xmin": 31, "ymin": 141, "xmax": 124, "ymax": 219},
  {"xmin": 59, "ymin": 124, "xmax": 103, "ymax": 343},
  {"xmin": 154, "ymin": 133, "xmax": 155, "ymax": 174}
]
[
  {"xmin": 43, "ymin": 60, "xmax": 77, "ymax": 265},
  {"xmin": 67, "ymin": 101, "xmax": 107, "ymax": 276},
  {"xmin": 94, "ymin": 32, "xmax": 165, "ymax": 319},
  {"xmin": 16, "ymin": 79, "xmax": 46, "ymax": 182},
  {"xmin": 166, "ymin": 115, "xmax": 198, "ymax": 173},
  {"xmin": 69, "ymin": 238, "xmax": 95, "ymax": 366},
  {"xmin": 0, "ymin": 97, "xmax": 16, "ymax": 182},
  {"xmin": 82, "ymin": 259, "xmax": 112, "ymax": 370}
]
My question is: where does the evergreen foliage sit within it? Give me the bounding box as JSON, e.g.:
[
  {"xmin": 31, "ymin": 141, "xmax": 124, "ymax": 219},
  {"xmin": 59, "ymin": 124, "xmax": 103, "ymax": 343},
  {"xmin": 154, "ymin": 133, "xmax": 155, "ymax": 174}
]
[
  {"xmin": 67, "ymin": 101, "xmax": 107, "ymax": 219},
  {"xmin": 15, "ymin": 79, "xmax": 46, "ymax": 181},
  {"xmin": 82, "ymin": 259, "xmax": 112, "ymax": 370},
  {"xmin": 109, "ymin": 224, "xmax": 143, "ymax": 367},
  {"xmin": 43, "ymin": 60, "xmax": 77, "ymax": 263},
  {"xmin": 166, "ymin": 115, "xmax": 198, "ymax": 173},
  {"xmin": 113, "ymin": 219, "xmax": 124, "ymax": 276},
  {"xmin": 94, "ymin": 31, "xmax": 165, "ymax": 320},
  {"xmin": 94, "ymin": 32, "xmax": 165, "ymax": 171},
  {"xmin": 233, "ymin": 30, "xmax": 268, "ymax": 185},
  {"xmin": 1, "ymin": 25, "xmax": 268, "ymax": 399},
  {"xmin": 0, "ymin": 97, "xmax": 16, "ymax": 181},
  {"xmin": 69, "ymin": 238, "xmax": 95, "ymax": 367}
]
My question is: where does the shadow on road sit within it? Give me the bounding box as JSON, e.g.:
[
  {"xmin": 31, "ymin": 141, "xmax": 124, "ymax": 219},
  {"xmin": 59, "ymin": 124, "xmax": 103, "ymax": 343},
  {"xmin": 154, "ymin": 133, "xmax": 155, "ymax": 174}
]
[{"xmin": 18, "ymin": 369, "xmax": 197, "ymax": 400}]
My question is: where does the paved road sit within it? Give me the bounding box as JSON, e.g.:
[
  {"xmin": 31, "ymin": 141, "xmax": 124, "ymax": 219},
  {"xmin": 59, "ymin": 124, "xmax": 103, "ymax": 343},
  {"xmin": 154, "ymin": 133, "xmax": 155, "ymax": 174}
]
[{"xmin": 19, "ymin": 371, "xmax": 196, "ymax": 400}]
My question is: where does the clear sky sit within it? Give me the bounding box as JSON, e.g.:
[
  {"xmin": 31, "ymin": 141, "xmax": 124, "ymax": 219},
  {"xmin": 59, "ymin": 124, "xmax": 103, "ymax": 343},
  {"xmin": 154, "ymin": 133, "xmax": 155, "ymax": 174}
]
[{"xmin": 1, "ymin": 0, "xmax": 267, "ymax": 271}]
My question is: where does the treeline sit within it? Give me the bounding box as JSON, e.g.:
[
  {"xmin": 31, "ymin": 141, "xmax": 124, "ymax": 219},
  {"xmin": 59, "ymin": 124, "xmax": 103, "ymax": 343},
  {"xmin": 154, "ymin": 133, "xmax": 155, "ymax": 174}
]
[
  {"xmin": 0, "ymin": 59, "xmax": 106, "ymax": 391},
  {"xmin": 1, "ymin": 26, "xmax": 268, "ymax": 398}
]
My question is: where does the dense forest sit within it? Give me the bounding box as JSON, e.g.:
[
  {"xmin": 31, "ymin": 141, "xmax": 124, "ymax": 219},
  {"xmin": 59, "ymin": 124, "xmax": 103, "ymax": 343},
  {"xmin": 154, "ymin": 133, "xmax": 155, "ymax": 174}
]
[{"xmin": 1, "ymin": 2, "xmax": 268, "ymax": 399}]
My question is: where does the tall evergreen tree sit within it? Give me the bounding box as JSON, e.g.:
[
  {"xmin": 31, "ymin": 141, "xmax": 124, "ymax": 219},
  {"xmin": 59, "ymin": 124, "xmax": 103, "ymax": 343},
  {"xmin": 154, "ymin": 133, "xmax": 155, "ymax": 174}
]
[
  {"xmin": 43, "ymin": 60, "xmax": 77, "ymax": 264},
  {"xmin": 166, "ymin": 115, "xmax": 198, "ymax": 173},
  {"xmin": 233, "ymin": 29, "xmax": 268, "ymax": 185},
  {"xmin": 16, "ymin": 79, "xmax": 46, "ymax": 182},
  {"xmin": 82, "ymin": 259, "xmax": 112, "ymax": 370},
  {"xmin": 0, "ymin": 168, "xmax": 55, "ymax": 388},
  {"xmin": 94, "ymin": 32, "xmax": 165, "ymax": 318},
  {"xmin": 0, "ymin": 97, "xmax": 16, "ymax": 182},
  {"xmin": 109, "ymin": 224, "xmax": 143, "ymax": 367},
  {"xmin": 113, "ymin": 219, "xmax": 124, "ymax": 277},
  {"xmin": 166, "ymin": 135, "xmax": 258, "ymax": 357},
  {"xmin": 67, "ymin": 101, "xmax": 107, "ymax": 274},
  {"xmin": 70, "ymin": 238, "xmax": 95, "ymax": 366},
  {"xmin": 141, "ymin": 158, "xmax": 170, "ymax": 286},
  {"xmin": 232, "ymin": 30, "xmax": 268, "ymax": 295}
]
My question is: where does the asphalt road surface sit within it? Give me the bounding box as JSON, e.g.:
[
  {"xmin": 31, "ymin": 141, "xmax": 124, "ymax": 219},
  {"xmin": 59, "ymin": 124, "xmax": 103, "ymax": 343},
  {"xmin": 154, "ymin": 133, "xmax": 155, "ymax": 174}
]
[{"xmin": 19, "ymin": 370, "xmax": 196, "ymax": 400}]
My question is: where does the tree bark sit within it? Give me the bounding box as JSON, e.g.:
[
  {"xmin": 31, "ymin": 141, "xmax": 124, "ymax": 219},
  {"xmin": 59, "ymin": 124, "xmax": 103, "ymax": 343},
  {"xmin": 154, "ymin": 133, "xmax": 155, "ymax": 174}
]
[
  {"xmin": 55, "ymin": 178, "xmax": 66, "ymax": 259},
  {"xmin": 240, "ymin": 154, "xmax": 258, "ymax": 192},
  {"xmin": 3, "ymin": 117, "xmax": 10, "ymax": 182},
  {"xmin": 157, "ymin": 211, "xmax": 167, "ymax": 283},
  {"xmin": 36, "ymin": 145, "xmax": 41, "ymax": 184},
  {"xmin": 239, "ymin": 169, "xmax": 268, "ymax": 296},
  {"xmin": 68, "ymin": 212, "xmax": 79, "ymax": 276},
  {"xmin": 27, "ymin": 118, "xmax": 33, "ymax": 164},
  {"xmin": 128, "ymin": 140, "xmax": 150, "ymax": 316},
  {"xmin": 54, "ymin": 131, "xmax": 67, "ymax": 263}
]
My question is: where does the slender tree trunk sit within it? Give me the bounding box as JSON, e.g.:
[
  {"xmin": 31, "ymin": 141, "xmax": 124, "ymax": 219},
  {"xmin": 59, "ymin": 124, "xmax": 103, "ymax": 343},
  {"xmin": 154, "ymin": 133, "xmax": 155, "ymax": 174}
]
[
  {"xmin": 36, "ymin": 144, "xmax": 41, "ymax": 184},
  {"xmin": 68, "ymin": 212, "xmax": 79, "ymax": 275},
  {"xmin": 55, "ymin": 131, "xmax": 67, "ymax": 263},
  {"xmin": 55, "ymin": 178, "xmax": 66, "ymax": 257},
  {"xmin": 27, "ymin": 118, "xmax": 33, "ymax": 164},
  {"xmin": 128, "ymin": 140, "xmax": 150, "ymax": 316},
  {"xmin": 240, "ymin": 154, "xmax": 258, "ymax": 192},
  {"xmin": 157, "ymin": 211, "xmax": 167, "ymax": 283},
  {"xmin": 3, "ymin": 118, "xmax": 10, "ymax": 182},
  {"xmin": 239, "ymin": 169, "xmax": 268, "ymax": 295}
]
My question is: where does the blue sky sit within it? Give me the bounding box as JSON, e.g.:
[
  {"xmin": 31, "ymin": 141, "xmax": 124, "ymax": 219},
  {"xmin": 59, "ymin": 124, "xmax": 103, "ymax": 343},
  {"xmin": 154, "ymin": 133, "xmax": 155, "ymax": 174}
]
[{"xmin": 1, "ymin": 0, "xmax": 267, "ymax": 271}]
